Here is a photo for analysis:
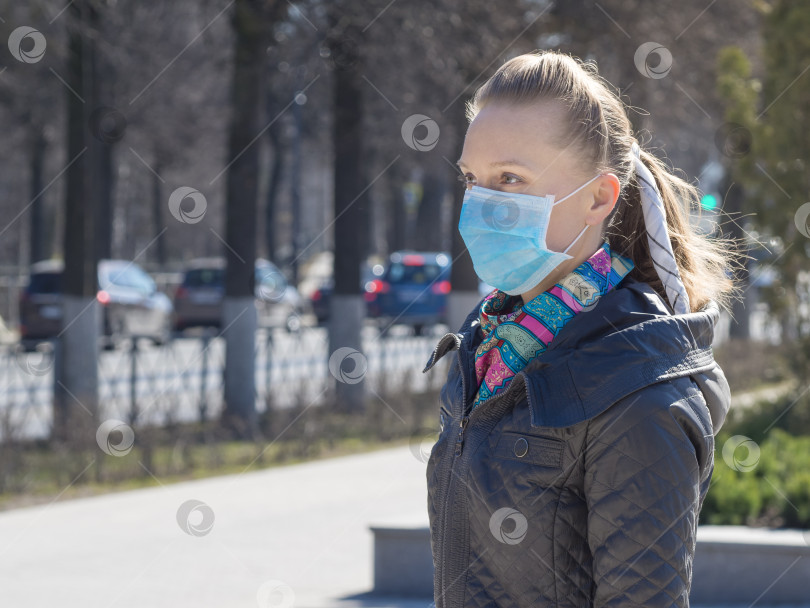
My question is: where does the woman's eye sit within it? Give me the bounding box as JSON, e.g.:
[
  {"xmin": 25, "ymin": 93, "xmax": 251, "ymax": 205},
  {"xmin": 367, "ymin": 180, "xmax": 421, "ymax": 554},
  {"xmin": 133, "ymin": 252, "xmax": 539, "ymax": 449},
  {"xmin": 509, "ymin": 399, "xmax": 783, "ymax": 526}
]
[
  {"xmin": 502, "ymin": 174, "xmax": 521, "ymax": 185},
  {"xmin": 457, "ymin": 173, "xmax": 476, "ymax": 188}
]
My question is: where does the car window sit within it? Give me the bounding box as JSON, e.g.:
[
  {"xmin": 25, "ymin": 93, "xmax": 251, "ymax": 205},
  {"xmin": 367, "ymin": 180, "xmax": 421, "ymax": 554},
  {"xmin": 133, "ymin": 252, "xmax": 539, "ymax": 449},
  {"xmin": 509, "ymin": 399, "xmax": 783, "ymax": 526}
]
[
  {"xmin": 386, "ymin": 262, "xmax": 443, "ymax": 284},
  {"xmin": 183, "ymin": 268, "xmax": 224, "ymax": 287},
  {"xmin": 255, "ymin": 264, "xmax": 287, "ymax": 297},
  {"xmin": 28, "ymin": 272, "xmax": 62, "ymax": 294},
  {"xmin": 103, "ymin": 265, "xmax": 155, "ymax": 293},
  {"xmin": 255, "ymin": 266, "xmax": 285, "ymax": 286}
]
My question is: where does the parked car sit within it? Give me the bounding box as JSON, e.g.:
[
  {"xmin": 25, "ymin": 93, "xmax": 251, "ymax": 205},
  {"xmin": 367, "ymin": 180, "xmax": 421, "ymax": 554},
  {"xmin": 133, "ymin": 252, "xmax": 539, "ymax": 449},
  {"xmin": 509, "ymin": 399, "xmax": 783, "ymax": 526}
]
[
  {"xmin": 366, "ymin": 250, "xmax": 451, "ymax": 335},
  {"xmin": 172, "ymin": 257, "xmax": 306, "ymax": 333},
  {"xmin": 306, "ymin": 252, "xmax": 493, "ymax": 331},
  {"xmin": 309, "ymin": 263, "xmax": 380, "ymax": 325},
  {"xmin": 19, "ymin": 259, "xmax": 173, "ymax": 350}
]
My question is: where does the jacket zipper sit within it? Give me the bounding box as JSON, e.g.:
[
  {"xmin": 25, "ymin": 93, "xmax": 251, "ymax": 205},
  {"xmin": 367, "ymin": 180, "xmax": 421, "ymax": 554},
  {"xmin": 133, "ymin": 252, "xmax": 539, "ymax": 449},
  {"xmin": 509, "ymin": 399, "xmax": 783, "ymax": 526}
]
[
  {"xmin": 436, "ymin": 345, "xmax": 467, "ymax": 607},
  {"xmin": 454, "ymin": 374, "xmax": 525, "ymax": 456},
  {"xmin": 454, "ymin": 415, "xmax": 468, "ymax": 456},
  {"xmin": 437, "ymin": 352, "xmax": 526, "ymax": 607},
  {"xmin": 427, "ymin": 331, "xmax": 464, "ymax": 608}
]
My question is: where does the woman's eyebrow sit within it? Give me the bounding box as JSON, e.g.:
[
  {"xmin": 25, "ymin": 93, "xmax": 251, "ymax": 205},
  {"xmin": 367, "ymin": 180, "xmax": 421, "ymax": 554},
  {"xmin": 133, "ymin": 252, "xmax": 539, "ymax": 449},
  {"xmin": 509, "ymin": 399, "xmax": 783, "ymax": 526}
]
[{"xmin": 455, "ymin": 159, "xmax": 536, "ymax": 171}]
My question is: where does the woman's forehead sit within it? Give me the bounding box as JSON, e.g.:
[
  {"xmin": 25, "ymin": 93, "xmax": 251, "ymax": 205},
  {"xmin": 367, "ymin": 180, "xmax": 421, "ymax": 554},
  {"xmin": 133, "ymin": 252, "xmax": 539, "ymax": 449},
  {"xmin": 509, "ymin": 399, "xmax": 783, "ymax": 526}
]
[{"xmin": 459, "ymin": 102, "xmax": 575, "ymax": 173}]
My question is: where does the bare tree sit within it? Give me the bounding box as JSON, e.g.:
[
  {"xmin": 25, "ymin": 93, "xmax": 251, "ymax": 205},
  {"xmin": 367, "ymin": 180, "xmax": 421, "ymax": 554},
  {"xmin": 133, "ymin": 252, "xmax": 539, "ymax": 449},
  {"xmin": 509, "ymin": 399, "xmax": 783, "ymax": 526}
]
[
  {"xmin": 325, "ymin": 2, "xmax": 370, "ymax": 412},
  {"xmin": 221, "ymin": 0, "xmax": 284, "ymax": 439},
  {"xmin": 55, "ymin": 0, "xmax": 104, "ymax": 443}
]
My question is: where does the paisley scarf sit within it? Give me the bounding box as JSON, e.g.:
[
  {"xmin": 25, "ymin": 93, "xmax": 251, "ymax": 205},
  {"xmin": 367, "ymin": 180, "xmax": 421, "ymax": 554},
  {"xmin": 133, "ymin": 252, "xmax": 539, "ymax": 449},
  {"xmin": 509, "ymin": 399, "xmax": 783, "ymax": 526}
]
[{"xmin": 471, "ymin": 240, "xmax": 634, "ymax": 410}]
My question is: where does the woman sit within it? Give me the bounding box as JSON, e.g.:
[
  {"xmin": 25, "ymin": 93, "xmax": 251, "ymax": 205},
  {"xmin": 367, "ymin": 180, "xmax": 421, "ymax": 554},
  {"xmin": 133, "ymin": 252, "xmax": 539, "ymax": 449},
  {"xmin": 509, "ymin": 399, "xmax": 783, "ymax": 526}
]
[{"xmin": 422, "ymin": 51, "xmax": 736, "ymax": 607}]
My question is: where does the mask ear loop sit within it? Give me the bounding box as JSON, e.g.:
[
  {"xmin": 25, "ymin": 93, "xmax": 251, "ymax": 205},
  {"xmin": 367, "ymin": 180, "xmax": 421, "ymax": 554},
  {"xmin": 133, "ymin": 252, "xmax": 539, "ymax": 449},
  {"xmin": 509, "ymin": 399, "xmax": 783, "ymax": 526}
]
[
  {"xmin": 551, "ymin": 173, "xmax": 603, "ymax": 207},
  {"xmin": 554, "ymin": 173, "xmax": 603, "ymax": 255},
  {"xmin": 562, "ymin": 224, "xmax": 589, "ymax": 255}
]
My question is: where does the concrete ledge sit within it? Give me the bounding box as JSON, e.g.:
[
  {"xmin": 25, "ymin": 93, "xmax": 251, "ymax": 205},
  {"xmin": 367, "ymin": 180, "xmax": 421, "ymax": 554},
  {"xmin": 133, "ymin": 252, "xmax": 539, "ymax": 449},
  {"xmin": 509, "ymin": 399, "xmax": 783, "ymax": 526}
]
[
  {"xmin": 369, "ymin": 526, "xmax": 434, "ymax": 598},
  {"xmin": 370, "ymin": 523, "xmax": 810, "ymax": 604},
  {"xmin": 691, "ymin": 525, "xmax": 810, "ymax": 604}
]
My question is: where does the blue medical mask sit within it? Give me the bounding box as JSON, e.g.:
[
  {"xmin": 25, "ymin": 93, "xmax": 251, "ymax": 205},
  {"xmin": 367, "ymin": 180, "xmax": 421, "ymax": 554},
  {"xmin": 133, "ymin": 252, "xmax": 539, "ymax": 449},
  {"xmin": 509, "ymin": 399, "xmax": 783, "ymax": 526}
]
[{"xmin": 458, "ymin": 174, "xmax": 602, "ymax": 295}]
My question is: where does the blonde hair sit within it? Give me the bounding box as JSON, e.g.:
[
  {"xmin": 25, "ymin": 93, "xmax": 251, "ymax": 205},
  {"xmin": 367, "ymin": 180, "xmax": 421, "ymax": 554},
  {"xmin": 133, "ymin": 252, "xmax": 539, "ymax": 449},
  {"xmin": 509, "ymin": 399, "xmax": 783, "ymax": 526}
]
[{"xmin": 464, "ymin": 50, "xmax": 739, "ymax": 313}]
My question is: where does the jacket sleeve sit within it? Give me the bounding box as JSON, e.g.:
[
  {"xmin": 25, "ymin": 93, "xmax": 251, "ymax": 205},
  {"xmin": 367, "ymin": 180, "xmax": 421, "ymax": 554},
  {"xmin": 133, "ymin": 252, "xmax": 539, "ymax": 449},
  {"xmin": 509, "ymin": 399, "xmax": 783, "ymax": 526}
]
[{"xmin": 583, "ymin": 383, "xmax": 714, "ymax": 607}]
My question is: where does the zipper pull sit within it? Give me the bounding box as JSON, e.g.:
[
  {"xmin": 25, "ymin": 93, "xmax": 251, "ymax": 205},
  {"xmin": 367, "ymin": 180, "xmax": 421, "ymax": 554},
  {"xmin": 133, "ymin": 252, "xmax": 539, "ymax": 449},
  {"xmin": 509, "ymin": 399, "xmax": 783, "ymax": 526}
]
[{"xmin": 455, "ymin": 414, "xmax": 469, "ymax": 455}]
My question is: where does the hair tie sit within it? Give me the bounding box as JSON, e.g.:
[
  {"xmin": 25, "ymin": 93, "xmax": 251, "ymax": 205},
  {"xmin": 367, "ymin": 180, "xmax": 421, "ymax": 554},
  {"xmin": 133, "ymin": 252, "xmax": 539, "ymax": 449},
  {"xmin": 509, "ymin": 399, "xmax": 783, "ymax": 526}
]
[{"xmin": 630, "ymin": 142, "xmax": 691, "ymax": 314}]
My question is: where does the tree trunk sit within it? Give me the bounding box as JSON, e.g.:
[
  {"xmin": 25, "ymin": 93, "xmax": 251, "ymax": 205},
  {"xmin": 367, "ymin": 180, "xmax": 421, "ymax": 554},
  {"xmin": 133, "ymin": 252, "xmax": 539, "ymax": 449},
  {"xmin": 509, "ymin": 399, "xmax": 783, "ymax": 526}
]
[
  {"xmin": 28, "ymin": 126, "xmax": 47, "ymax": 264},
  {"xmin": 414, "ymin": 167, "xmax": 445, "ymax": 252},
  {"xmin": 722, "ymin": 179, "xmax": 751, "ymax": 339},
  {"xmin": 221, "ymin": 0, "xmax": 271, "ymax": 440},
  {"xmin": 264, "ymin": 120, "xmax": 284, "ymax": 266},
  {"xmin": 94, "ymin": 140, "xmax": 114, "ymax": 261},
  {"xmin": 55, "ymin": 0, "xmax": 101, "ymax": 446},
  {"xmin": 328, "ymin": 9, "xmax": 367, "ymax": 413},
  {"xmin": 151, "ymin": 161, "xmax": 167, "ymax": 267},
  {"xmin": 387, "ymin": 161, "xmax": 407, "ymax": 253}
]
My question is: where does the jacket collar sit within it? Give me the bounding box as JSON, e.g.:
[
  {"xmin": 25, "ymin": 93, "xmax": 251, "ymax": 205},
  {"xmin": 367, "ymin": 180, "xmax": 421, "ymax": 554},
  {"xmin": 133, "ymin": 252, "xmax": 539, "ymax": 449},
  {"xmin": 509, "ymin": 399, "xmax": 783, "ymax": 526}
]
[{"xmin": 424, "ymin": 276, "xmax": 730, "ymax": 432}]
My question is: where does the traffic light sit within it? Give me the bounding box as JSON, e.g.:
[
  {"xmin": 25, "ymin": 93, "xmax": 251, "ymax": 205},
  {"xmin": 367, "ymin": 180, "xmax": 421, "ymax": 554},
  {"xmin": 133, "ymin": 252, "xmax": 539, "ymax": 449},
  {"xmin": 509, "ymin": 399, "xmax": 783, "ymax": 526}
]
[{"xmin": 700, "ymin": 193, "xmax": 718, "ymax": 210}]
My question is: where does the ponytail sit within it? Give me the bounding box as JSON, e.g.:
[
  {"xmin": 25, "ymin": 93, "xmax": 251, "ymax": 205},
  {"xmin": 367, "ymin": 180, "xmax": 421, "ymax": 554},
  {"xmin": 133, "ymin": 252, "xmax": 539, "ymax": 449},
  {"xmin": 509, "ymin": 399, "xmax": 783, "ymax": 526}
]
[{"xmin": 609, "ymin": 145, "xmax": 737, "ymax": 313}]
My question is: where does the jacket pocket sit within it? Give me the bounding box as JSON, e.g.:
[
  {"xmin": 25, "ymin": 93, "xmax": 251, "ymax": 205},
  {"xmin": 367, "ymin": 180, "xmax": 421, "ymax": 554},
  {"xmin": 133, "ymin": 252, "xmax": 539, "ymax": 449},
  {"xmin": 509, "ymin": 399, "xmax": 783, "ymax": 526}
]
[{"xmin": 494, "ymin": 431, "xmax": 564, "ymax": 469}]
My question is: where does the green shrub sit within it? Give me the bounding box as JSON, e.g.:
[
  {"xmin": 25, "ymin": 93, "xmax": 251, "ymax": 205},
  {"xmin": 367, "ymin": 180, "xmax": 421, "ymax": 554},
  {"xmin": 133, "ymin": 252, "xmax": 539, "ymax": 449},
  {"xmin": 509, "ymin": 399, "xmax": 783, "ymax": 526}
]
[
  {"xmin": 721, "ymin": 388, "xmax": 810, "ymax": 445},
  {"xmin": 701, "ymin": 428, "xmax": 810, "ymax": 527}
]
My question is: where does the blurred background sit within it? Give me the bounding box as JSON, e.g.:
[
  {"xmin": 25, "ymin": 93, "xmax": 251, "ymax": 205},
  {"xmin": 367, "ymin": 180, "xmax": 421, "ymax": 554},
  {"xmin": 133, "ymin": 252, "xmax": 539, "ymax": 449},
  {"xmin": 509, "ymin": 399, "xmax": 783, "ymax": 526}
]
[{"xmin": 0, "ymin": 0, "xmax": 809, "ymax": 605}]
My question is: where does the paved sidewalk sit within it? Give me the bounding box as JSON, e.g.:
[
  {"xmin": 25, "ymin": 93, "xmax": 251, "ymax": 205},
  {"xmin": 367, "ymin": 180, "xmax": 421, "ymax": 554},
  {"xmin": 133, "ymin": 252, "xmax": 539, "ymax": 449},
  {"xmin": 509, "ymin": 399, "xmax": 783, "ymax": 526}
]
[{"xmin": 0, "ymin": 444, "xmax": 431, "ymax": 608}]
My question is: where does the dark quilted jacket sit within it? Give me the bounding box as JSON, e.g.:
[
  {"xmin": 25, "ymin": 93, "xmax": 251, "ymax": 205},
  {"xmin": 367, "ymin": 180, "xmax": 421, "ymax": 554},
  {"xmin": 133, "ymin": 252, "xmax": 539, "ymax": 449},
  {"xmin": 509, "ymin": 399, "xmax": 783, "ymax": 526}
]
[{"xmin": 422, "ymin": 275, "xmax": 731, "ymax": 607}]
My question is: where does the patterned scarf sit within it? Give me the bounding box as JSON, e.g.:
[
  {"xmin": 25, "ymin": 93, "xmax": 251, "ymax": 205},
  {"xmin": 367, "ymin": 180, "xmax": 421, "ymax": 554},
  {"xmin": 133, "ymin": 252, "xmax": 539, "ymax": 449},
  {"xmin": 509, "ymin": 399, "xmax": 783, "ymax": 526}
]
[{"xmin": 471, "ymin": 240, "xmax": 634, "ymax": 410}]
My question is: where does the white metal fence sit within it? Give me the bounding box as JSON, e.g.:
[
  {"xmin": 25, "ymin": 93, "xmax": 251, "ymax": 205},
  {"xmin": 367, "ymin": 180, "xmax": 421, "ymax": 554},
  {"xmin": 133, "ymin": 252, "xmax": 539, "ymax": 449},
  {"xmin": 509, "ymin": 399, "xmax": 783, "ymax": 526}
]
[{"xmin": 0, "ymin": 325, "xmax": 451, "ymax": 441}]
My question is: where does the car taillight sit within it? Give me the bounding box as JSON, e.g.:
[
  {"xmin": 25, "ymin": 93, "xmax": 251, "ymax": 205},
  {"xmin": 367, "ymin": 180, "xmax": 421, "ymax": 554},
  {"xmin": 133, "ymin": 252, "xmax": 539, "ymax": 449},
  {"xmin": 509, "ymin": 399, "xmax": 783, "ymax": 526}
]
[
  {"xmin": 97, "ymin": 290, "xmax": 111, "ymax": 305},
  {"xmin": 365, "ymin": 279, "xmax": 390, "ymax": 294},
  {"xmin": 175, "ymin": 286, "xmax": 188, "ymax": 300},
  {"xmin": 402, "ymin": 254, "xmax": 425, "ymax": 265},
  {"xmin": 431, "ymin": 280, "xmax": 451, "ymax": 295}
]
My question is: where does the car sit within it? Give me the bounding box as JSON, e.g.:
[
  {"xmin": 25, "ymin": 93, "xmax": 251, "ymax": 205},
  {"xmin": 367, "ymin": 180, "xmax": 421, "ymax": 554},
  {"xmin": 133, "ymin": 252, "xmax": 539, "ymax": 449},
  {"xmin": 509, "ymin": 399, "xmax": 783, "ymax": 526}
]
[
  {"xmin": 365, "ymin": 250, "xmax": 451, "ymax": 335},
  {"xmin": 308, "ymin": 263, "xmax": 380, "ymax": 326},
  {"xmin": 18, "ymin": 259, "xmax": 173, "ymax": 349},
  {"xmin": 305, "ymin": 252, "xmax": 492, "ymax": 331},
  {"xmin": 172, "ymin": 257, "xmax": 306, "ymax": 333}
]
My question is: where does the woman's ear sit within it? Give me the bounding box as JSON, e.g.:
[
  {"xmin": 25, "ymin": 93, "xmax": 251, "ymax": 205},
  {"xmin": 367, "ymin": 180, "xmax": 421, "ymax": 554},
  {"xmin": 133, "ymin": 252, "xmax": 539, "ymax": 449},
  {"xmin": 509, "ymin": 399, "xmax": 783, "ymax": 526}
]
[{"xmin": 588, "ymin": 173, "xmax": 620, "ymax": 223}]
